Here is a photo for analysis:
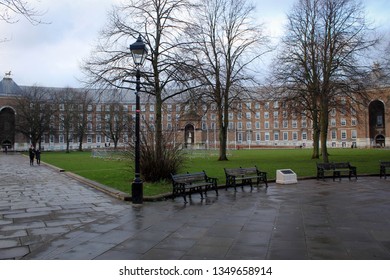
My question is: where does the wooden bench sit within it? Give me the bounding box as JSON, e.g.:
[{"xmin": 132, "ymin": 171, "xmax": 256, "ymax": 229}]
[
  {"xmin": 332, "ymin": 162, "xmax": 357, "ymax": 181},
  {"xmin": 316, "ymin": 162, "xmax": 334, "ymax": 180},
  {"xmin": 380, "ymin": 161, "xmax": 390, "ymax": 179},
  {"xmin": 316, "ymin": 162, "xmax": 357, "ymax": 181},
  {"xmin": 171, "ymin": 171, "xmax": 218, "ymax": 203},
  {"xmin": 224, "ymin": 166, "xmax": 268, "ymax": 191}
]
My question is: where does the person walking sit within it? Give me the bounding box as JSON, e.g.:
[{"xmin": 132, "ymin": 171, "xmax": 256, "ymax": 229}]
[
  {"xmin": 29, "ymin": 145, "xmax": 35, "ymax": 166},
  {"xmin": 35, "ymin": 148, "xmax": 41, "ymax": 165}
]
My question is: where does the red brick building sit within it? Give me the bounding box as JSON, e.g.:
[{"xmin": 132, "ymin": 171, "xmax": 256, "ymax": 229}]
[{"xmin": 1, "ymin": 76, "xmax": 389, "ymax": 151}]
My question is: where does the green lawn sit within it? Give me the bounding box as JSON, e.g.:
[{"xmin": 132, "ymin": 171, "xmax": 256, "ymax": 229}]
[{"xmin": 40, "ymin": 148, "xmax": 390, "ymax": 196}]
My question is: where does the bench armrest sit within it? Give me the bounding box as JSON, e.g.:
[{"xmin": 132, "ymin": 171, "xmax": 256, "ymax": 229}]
[{"xmin": 206, "ymin": 176, "xmax": 218, "ymax": 184}]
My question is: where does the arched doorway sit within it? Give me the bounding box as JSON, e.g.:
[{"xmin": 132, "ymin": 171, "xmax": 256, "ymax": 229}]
[
  {"xmin": 375, "ymin": 134, "xmax": 385, "ymax": 147},
  {"xmin": 184, "ymin": 124, "xmax": 195, "ymax": 148},
  {"xmin": 369, "ymin": 100, "xmax": 386, "ymax": 147},
  {"xmin": 0, "ymin": 107, "xmax": 16, "ymax": 150}
]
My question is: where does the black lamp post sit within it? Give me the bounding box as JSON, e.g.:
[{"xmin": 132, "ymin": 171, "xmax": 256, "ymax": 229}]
[{"xmin": 130, "ymin": 34, "xmax": 148, "ymax": 204}]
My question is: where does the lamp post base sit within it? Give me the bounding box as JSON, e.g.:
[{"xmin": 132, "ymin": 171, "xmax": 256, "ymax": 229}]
[{"xmin": 131, "ymin": 179, "xmax": 143, "ymax": 204}]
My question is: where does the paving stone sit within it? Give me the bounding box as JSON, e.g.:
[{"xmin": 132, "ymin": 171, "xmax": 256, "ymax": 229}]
[
  {"xmin": 4, "ymin": 211, "xmax": 51, "ymax": 219},
  {"xmin": 29, "ymin": 226, "xmax": 71, "ymax": 235},
  {"xmin": 26, "ymin": 206, "xmax": 62, "ymax": 212},
  {"xmin": 94, "ymin": 249, "xmax": 142, "ymax": 260},
  {"xmin": 0, "ymin": 219, "xmax": 13, "ymax": 226},
  {"xmin": 184, "ymin": 244, "xmax": 230, "ymax": 259},
  {"xmin": 195, "ymin": 236, "xmax": 234, "ymax": 247},
  {"xmin": 0, "ymin": 239, "xmax": 20, "ymax": 249},
  {"xmin": 91, "ymin": 230, "xmax": 133, "ymax": 244},
  {"xmin": 227, "ymin": 244, "xmax": 268, "ymax": 259},
  {"xmin": 50, "ymin": 241, "xmax": 115, "ymax": 260},
  {"xmin": 0, "ymin": 229, "xmax": 28, "ymax": 239},
  {"xmin": 0, "ymin": 246, "xmax": 30, "ymax": 259},
  {"xmin": 45, "ymin": 219, "xmax": 83, "ymax": 227},
  {"xmin": 141, "ymin": 248, "xmax": 186, "ymax": 260}
]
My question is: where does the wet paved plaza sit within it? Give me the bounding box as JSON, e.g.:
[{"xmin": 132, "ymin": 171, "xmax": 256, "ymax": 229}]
[{"xmin": 1, "ymin": 153, "xmax": 390, "ymax": 260}]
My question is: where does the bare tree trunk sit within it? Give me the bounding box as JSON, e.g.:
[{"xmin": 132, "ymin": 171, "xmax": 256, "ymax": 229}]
[
  {"xmin": 78, "ymin": 138, "xmax": 83, "ymax": 151},
  {"xmin": 155, "ymin": 92, "xmax": 163, "ymax": 162},
  {"xmin": 311, "ymin": 109, "xmax": 320, "ymax": 159},
  {"xmin": 218, "ymin": 91, "xmax": 230, "ymax": 161},
  {"xmin": 218, "ymin": 122, "xmax": 228, "ymax": 161},
  {"xmin": 320, "ymin": 102, "xmax": 329, "ymax": 163}
]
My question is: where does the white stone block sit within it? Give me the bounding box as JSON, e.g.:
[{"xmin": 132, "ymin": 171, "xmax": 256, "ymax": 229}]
[{"xmin": 276, "ymin": 169, "xmax": 297, "ymax": 184}]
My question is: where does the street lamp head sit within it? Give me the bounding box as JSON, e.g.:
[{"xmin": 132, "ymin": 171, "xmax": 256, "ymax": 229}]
[{"xmin": 130, "ymin": 34, "xmax": 148, "ymax": 66}]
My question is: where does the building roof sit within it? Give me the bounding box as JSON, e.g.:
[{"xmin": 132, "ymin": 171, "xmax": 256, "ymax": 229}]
[{"xmin": 0, "ymin": 76, "xmax": 23, "ymax": 96}]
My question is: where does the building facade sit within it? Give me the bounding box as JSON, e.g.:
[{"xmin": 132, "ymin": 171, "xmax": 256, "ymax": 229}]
[{"xmin": 1, "ymin": 76, "xmax": 389, "ymax": 151}]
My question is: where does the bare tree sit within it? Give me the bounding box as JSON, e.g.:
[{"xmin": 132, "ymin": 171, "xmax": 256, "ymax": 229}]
[
  {"xmin": 101, "ymin": 101, "xmax": 132, "ymax": 149},
  {"xmin": 0, "ymin": 0, "xmax": 43, "ymax": 24},
  {"xmin": 272, "ymin": 0, "xmax": 378, "ymax": 161},
  {"xmin": 73, "ymin": 90, "xmax": 94, "ymax": 151},
  {"xmin": 55, "ymin": 88, "xmax": 82, "ymax": 153},
  {"xmin": 82, "ymin": 0, "xmax": 196, "ymax": 181},
  {"xmin": 182, "ymin": 0, "xmax": 270, "ymax": 161},
  {"xmin": 14, "ymin": 86, "xmax": 55, "ymax": 149}
]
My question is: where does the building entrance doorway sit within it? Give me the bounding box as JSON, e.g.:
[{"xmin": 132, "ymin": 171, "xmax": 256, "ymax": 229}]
[
  {"xmin": 0, "ymin": 107, "xmax": 16, "ymax": 150},
  {"xmin": 375, "ymin": 134, "xmax": 385, "ymax": 147},
  {"xmin": 184, "ymin": 124, "xmax": 195, "ymax": 148},
  {"xmin": 369, "ymin": 100, "xmax": 386, "ymax": 147}
]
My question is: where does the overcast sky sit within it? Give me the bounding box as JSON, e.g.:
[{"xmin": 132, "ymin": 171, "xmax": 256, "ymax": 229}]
[{"xmin": 0, "ymin": 0, "xmax": 389, "ymax": 88}]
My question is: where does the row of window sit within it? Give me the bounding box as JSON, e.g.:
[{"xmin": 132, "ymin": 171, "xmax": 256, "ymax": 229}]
[
  {"xmin": 232, "ymin": 129, "xmax": 357, "ymax": 142},
  {"xmin": 200, "ymin": 119, "xmax": 357, "ymax": 130},
  {"xmin": 50, "ymin": 118, "xmax": 357, "ymax": 131},
  {"xmin": 53, "ymin": 103, "xmax": 358, "ymax": 128},
  {"xmin": 46, "ymin": 134, "xmax": 128, "ymax": 144},
  {"xmin": 56, "ymin": 101, "xmax": 356, "ymax": 118},
  {"xmin": 41, "ymin": 128, "xmax": 357, "ymax": 145}
]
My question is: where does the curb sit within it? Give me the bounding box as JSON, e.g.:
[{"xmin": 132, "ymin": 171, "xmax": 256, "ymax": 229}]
[
  {"xmin": 38, "ymin": 156, "xmax": 381, "ymax": 203},
  {"xmin": 40, "ymin": 160, "xmax": 171, "ymax": 202}
]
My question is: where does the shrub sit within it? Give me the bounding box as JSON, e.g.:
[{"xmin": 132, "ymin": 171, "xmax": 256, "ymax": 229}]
[{"xmin": 128, "ymin": 129, "xmax": 185, "ymax": 182}]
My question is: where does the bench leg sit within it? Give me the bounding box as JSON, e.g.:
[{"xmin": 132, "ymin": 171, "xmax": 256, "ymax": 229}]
[
  {"xmin": 241, "ymin": 179, "xmax": 252, "ymax": 190},
  {"xmin": 333, "ymin": 171, "xmax": 340, "ymax": 181},
  {"xmin": 259, "ymin": 176, "xmax": 268, "ymax": 188}
]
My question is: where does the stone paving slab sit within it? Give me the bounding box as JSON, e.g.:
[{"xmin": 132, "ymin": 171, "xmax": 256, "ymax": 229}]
[
  {"xmin": 0, "ymin": 154, "xmax": 130, "ymax": 259},
  {"xmin": 1, "ymin": 153, "xmax": 390, "ymax": 260}
]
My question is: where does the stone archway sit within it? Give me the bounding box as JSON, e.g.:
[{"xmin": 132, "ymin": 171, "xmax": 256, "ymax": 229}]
[
  {"xmin": 375, "ymin": 134, "xmax": 385, "ymax": 147},
  {"xmin": 368, "ymin": 100, "xmax": 386, "ymax": 147},
  {"xmin": 0, "ymin": 107, "xmax": 16, "ymax": 149},
  {"xmin": 184, "ymin": 124, "xmax": 195, "ymax": 148}
]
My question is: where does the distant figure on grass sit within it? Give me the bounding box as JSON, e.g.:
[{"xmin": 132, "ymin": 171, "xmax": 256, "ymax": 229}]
[{"xmin": 29, "ymin": 145, "xmax": 35, "ymax": 166}]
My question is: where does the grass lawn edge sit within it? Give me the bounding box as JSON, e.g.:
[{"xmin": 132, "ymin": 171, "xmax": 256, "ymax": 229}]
[{"xmin": 41, "ymin": 157, "xmax": 381, "ymax": 203}]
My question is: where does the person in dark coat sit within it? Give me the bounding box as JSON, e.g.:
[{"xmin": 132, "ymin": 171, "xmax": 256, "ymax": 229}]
[
  {"xmin": 35, "ymin": 148, "xmax": 41, "ymax": 165},
  {"xmin": 29, "ymin": 145, "xmax": 35, "ymax": 166}
]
